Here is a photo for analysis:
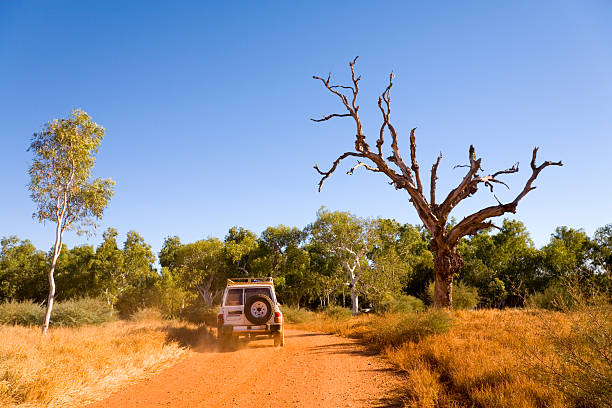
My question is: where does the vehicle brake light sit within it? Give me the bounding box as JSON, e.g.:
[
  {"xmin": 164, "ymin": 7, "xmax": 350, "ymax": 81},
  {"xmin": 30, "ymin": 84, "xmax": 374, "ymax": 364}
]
[
  {"xmin": 274, "ymin": 312, "xmax": 281, "ymax": 323},
  {"xmin": 217, "ymin": 313, "xmax": 224, "ymax": 325}
]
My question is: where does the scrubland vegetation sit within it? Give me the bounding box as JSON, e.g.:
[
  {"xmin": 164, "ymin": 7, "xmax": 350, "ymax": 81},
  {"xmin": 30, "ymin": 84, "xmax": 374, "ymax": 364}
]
[
  {"xmin": 1, "ymin": 193, "xmax": 610, "ymax": 407},
  {"xmin": 289, "ymin": 300, "xmax": 611, "ymax": 408},
  {"xmin": 0, "ymin": 313, "xmax": 209, "ymax": 407},
  {"xmin": 0, "ymin": 288, "xmax": 609, "ymax": 408}
]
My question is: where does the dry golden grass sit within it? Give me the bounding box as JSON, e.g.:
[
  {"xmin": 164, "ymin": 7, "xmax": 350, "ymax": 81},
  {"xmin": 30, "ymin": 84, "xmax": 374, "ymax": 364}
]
[
  {"xmin": 292, "ymin": 308, "xmax": 607, "ymax": 407},
  {"xmin": 0, "ymin": 319, "xmax": 210, "ymax": 408},
  {"xmin": 385, "ymin": 310, "xmax": 570, "ymax": 408}
]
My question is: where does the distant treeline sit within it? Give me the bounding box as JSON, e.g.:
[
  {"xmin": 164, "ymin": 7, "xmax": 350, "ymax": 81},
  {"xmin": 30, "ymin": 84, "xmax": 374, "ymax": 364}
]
[{"xmin": 1, "ymin": 209, "xmax": 610, "ymax": 317}]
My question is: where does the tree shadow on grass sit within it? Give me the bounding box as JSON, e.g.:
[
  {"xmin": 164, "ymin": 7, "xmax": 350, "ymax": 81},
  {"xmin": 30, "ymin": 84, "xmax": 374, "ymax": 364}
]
[{"xmin": 309, "ymin": 342, "xmax": 379, "ymax": 357}]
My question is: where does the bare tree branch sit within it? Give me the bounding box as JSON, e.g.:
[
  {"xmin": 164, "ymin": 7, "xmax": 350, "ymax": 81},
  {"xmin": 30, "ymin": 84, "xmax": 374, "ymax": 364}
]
[
  {"xmin": 311, "ymin": 113, "xmax": 352, "ymax": 122},
  {"xmin": 430, "ymin": 153, "xmax": 442, "ymax": 207},
  {"xmin": 409, "ymin": 128, "xmax": 424, "ymax": 194},
  {"xmin": 447, "ymin": 148, "xmax": 562, "ymax": 245},
  {"xmin": 453, "ymin": 164, "xmax": 471, "ymax": 169},
  {"xmin": 314, "ymin": 152, "xmax": 365, "ymax": 191},
  {"xmin": 491, "ymin": 162, "xmax": 519, "ymax": 178},
  {"xmin": 347, "ymin": 161, "xmax": 381, "ymax": 175},
  {"xmin": 439, "ymin": 145, "xmax": 482, "ymax": 221}
]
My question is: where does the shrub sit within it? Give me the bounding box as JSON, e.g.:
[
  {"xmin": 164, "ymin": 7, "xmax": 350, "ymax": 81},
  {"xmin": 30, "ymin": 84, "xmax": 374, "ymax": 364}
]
[
  {"xmin": 324, "ymin": 305, "xmax": 352, "ymax": 320},
  {"xmin": 528, "ymin": 286, "xmax": 612, "ymax": 407},
  {"xmin": 526, "ymin": 281, "xmax": 574, "ymax": 310},
  {"xmin": 479, "ymin": 278, "xmax": 507, "ymax": 308},
  {"xmin": 0, "ymin": 298, "xmax": 114, "ymax": 327},
  {"xmin": 52, "ymin": 298, "xmax": 115, "ymax": 327},
  {"xmin": 378, "ymin": 294, "xmax": 425, "ymax": 314},
  {"xmin": 115, "ymin": 284, "xmax": 160, "ymax": 318},
  {"xmin": 361, "ymin": 310, "xmax": 452, "ymax": 351},
  {"xmin": 281, "ymin": 305, "xmax": 316, "ymax": 324},
  {"xmin": 453, "ymin": 283, "xmax": 480, "ymax": 310},
  {"xmin": 0, "ymin": 301, "xmax": 44, "ymax": 326}
]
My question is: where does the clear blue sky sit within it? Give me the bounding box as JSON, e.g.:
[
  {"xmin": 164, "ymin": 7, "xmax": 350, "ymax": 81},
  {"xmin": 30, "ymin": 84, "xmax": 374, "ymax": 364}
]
[{"xmin": 1, "ymin": 1, "xmax": 611, "ymax": 256}]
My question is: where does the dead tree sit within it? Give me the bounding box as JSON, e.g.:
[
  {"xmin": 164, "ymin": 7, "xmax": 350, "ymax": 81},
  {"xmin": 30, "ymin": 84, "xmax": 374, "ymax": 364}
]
[{"xmin": 312, "ymin": 57, "xmax": 562, "ymax": 308}]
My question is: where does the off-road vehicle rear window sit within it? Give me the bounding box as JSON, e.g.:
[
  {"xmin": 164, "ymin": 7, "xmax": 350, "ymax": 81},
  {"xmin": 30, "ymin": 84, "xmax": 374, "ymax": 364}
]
[{"xmin": 225, "ymin": 289, "xmax": 243, "ymax": 306}]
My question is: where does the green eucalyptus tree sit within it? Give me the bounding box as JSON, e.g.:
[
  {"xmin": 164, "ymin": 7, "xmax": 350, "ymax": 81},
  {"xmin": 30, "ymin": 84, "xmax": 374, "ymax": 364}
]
[
  {"xmin": 0, "ymin": 236, "xmax": 48, "ymax": 302},
  {"xmin": 594, "ymin": 224, "xmax": 612, "ymax": 274},
  {"xmin": 253, "ymin": 225, "xmax": 304, "ymax": 277},
  {"xmin": 223, "ymin": 227, "xmax": 258, "ymax": 275},
  {"xmin": 542, "ymin": 227, "xmax": 595, "ymax": 279},
  {"xmin": 159, "ymin": 236, "xmax": 182, "ymax": 271},
  {"xmin": 174, "ymin": 238, "xmax": 225, "ymax": 306},
  {"xmin": 28, "ymin": 110, "xmax": 114, "ymax": 334},
  {"xmin": 54, "ymin": 244, "xmax": 96, "ymax": 299},
  {"xmin": 308, "ymin": 208, "xmax": 378, "ymax": 315},
  {"xmin": 93, "ymin": 228, "xmax": 125, "ymax": 309},
  {"xmin": 369, "ymin": 220, "xmax": 433, "ymax": 303}
]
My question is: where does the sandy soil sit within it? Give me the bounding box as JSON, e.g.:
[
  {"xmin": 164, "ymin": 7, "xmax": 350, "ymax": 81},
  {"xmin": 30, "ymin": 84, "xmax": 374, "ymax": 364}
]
[{"xmin": 86, "ymin": 329, "xmax": 404, "ymax": 408}]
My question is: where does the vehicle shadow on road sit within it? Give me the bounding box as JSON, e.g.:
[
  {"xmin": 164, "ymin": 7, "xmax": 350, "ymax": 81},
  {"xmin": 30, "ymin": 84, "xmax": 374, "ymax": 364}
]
[
  {"xmin": 285, "ymin": 332, "xmax": 327, "ymax": 338},
  {"xmin": 164, "ymin": 325, "xmax": 283, "ymax": 353},
  {"xmin": 163, "ymin": 324, "xmax": 219, "ymax": 352}
]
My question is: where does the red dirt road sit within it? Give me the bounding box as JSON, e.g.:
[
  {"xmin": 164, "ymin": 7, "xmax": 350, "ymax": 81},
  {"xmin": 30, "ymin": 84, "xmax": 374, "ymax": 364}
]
[{"xmin": 87, "ymin": 329, "xmax": 404, "ymax": 408}]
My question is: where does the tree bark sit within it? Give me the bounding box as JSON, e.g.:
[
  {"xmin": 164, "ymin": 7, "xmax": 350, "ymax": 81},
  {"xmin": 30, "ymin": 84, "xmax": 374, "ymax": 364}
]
[
  {"xmin": 432, "ymin": 243, "xmax": 463, "ymax": 308},
  {"xmin": 42, "ymin": 222, "xmax": 63, "ymax": 335}
]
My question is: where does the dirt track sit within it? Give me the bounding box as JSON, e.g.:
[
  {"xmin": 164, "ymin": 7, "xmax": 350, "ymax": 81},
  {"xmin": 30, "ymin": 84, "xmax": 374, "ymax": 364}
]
[{"xmin": 87, "ymin": 329, "xmax": 404, "ymax": 407}]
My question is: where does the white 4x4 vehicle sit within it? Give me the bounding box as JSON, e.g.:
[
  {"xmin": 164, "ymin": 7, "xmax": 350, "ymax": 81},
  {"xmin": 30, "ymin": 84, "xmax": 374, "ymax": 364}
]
[{"xmin": 217, "ymin": 277, "xmax": 284, "ymax": 347}]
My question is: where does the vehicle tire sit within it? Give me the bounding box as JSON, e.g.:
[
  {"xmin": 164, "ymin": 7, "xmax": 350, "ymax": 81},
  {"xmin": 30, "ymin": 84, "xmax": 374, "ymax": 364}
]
[{"xmin": 244, "ymin": 294, "xmax": 273, "ymax": 325}]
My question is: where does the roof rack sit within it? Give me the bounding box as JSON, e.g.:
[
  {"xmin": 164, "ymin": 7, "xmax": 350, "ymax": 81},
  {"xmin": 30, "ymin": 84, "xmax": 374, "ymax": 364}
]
[{"xmin": 227, "ymin": 277, "xmax": 274, "ymax": 286}]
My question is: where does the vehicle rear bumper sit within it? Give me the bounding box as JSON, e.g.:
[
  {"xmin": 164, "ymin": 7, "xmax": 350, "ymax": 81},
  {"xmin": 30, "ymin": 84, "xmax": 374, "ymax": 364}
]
[{"xmin": 218, "ymin": 323, "xmax": 282, "ymax": 336}]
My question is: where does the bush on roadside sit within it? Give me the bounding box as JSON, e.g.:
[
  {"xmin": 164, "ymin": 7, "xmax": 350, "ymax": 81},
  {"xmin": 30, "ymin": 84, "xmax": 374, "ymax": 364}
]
[
  {"xmin": 324, "ymin": 305, "xmax": 352, "ymax": 320},
  {"xmin": 526, "ymin": 281, "xmax": 572, "ymax": 310},
  {"xmin": 528, "ymin": 285, "xmax": 612, "ymax": 407},
  {"xmin": 281, "ymin": 305, "xmax": 316, "ymax": 324},
  {"xmin": 378, "ymin": 294, "xmax": 425, "ymax": 314},
  {"xmin": 453, "ymin": 283, "xmax": 480, "ymax": 310},
  {"xmin": 0, "ymin": 301, "xmax": 44, "ymax": 326},
  {"xmin": 361, "ymin": 310, "xmax": 452, "ymax": 351},
  {"xmin": 52, "ymin": 298, "xmax": 114, "ymax": 327},
  {"xmin": 0, "ymin": 298, "xmax": 114, "ymax": 327}
]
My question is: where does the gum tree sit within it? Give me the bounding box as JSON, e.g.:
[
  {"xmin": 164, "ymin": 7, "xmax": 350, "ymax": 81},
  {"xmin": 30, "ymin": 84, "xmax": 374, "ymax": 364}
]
[
  {"xmin": 308, "ymin": 208, "xmax": 377, "ymax": 315},
  {"xmin": 312, "ymin": 58, "xmax": 562, "ymax": 307},
  {"xmin": 28, "ymin": 109, "xmax": 114, "ymax": 334}
]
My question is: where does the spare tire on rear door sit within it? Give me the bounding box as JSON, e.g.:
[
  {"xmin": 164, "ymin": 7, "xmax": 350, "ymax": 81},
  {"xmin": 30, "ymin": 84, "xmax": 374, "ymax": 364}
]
[{"xmin": 244, "ymin": 294, "xmax": 273, "ymax": 325}]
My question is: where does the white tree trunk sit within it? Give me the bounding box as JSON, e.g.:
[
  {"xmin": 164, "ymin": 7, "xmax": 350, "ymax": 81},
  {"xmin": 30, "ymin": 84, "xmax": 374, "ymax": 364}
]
[
  {"xmin": 42, "ymin": 222, "xmax": 63, "ymax": 335},
  {"xmin": 350, "ymin": 286, "xmax": 359, "ymax": 315},
  {"xmin": 348, "ymin": 265, "xmax": 359, "ymax": 316}
]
